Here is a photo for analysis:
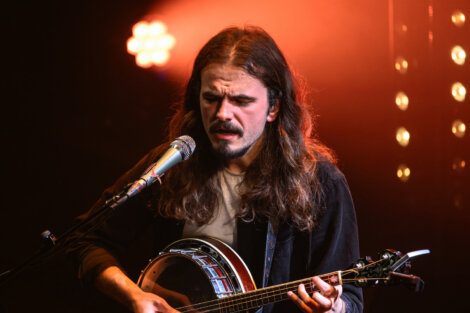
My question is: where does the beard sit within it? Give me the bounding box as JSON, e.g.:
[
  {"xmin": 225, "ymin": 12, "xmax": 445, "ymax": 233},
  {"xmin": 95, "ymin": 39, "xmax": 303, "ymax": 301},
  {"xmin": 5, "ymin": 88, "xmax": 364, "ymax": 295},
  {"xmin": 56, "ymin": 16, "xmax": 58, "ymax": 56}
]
[
  {"xmin": 208, "ymin": 120, "xmax": 251, "ymax": 159},
  {"xmin": 213, "ymin": 141, "xmax": 252, "ymax": 159}
]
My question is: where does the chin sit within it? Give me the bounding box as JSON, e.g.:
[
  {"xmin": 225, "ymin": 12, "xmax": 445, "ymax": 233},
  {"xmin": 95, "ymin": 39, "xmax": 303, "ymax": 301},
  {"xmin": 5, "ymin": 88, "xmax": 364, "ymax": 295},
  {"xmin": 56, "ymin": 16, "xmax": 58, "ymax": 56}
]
[{"xmin": 214, "ymin": 143, "xmax": 250, "ymax": 160}]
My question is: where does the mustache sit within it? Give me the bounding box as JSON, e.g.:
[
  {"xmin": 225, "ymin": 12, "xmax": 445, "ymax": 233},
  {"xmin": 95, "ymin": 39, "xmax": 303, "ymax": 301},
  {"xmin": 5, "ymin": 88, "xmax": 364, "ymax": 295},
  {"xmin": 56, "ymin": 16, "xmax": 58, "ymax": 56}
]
[{"xmin": 209, "ymin": 121, "xmax": 243, "ymax": 136}]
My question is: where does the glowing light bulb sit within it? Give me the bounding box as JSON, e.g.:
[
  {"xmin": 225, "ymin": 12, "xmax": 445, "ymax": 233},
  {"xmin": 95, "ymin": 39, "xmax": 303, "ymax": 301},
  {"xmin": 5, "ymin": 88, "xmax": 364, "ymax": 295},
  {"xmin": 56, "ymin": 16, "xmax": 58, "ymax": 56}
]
[
  {"xmin": 451, "ymin": 11, "xmax": 466, "ymax": 27},
  {"xmin": 394, "ymin": 57, "xmax": 409, "ymax": 74},
  {"xmin": 395, "ymin": 92, "xmax": 409, "ymax": 111},
  {"xmin": 396, "ymin": 127, "xmax": 411, "ymax": 147},
  {"xmin": 144, "ymin": 38, "xmax": 158, "ymax": 50},
  {"xmin": 133, "ymin": 21, "xmax": 150, "ymax": 38},
  {"xmin": 451, "ymin": 120, "xmax": 466, "ymax": 138},
  {"xmin": 156, "ymin": 34, "xmax": 176, "ymax": 50},
  {"xmin": 148, "ymin": 21, "xmax": 167, "ymax": 36},
  {"xmin": 452, "ymin": 158, "xmax": 466, "ymax": 172},
  {"xmin": 136, "ymin": 52, "xmax": 153, "ymax": 68},
  {"xmin": 397, "ymin": 164, "xmax": 411, "ymax": 182},
  {"xmin": 451, "ymin": 45, "xmax": 466, "ymax": 66},
  {"xmin": 150, "ymin": 50, "xmax": 170, "ymax": 65},
  {"xmin": 127, "ymin": 20, "xmax": 175, "ymax": 68},
  {"xmin": 451, "ymin": 82, "xmax": 467, "ymax": 102},
  {"xmin": 127, "ymin": 38, "xmax": 142, "ymax": 55}
]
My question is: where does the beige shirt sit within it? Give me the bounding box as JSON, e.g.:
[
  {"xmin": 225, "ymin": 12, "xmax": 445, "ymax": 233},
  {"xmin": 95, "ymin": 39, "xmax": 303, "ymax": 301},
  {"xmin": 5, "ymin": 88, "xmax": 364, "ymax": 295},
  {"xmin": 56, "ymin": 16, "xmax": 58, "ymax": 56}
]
[{"xmin": 182, "ymin": 169, "xmax": 243, "ymax": 247}]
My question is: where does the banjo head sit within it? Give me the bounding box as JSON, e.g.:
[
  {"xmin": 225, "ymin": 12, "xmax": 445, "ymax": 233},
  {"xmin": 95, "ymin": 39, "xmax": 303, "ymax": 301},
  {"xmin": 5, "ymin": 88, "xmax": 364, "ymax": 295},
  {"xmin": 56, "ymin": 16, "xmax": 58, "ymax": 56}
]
[
  {"xmin": 138, "ymin": 252, "xmax": 217, "ymax": 308},
  {"xmin": 137, "ymin": 237, "xmax": 256, "ymax": 309}
]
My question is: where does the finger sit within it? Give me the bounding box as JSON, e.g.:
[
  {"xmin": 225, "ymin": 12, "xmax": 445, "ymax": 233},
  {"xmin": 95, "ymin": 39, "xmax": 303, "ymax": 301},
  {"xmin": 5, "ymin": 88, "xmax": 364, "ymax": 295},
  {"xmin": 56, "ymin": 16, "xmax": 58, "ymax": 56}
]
[
  {"xmin": 287, "ymin": 290, "xmax": 313, "ymax": 313},
  {"xmin": 334, "ymin": 285, "xmax": 343, "ymax": 299},
  {"xmin": 311, "ymin": 291, "xmax": 333, "ymax": 310},
  {"xmin": 153, "ymin": 297, "xmax": 179, "ymax": 313},
  {"xmin": 298, "ymin": 283, "xmax": 321, "ymax": 311},
  {"xmin": 298, "ymin": 284, "xmax": 315, "ymax": 304},
  {"xmin": 312, "ymin": 276, "xmax": 338, "ymax": 299}
]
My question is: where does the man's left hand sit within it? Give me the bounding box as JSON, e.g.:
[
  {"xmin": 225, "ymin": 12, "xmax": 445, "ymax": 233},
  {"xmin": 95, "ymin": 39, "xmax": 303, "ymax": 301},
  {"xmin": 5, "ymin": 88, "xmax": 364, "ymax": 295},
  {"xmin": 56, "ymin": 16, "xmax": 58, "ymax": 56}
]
[{"xmin": 287, "ymin": 276, "xmax": 344, "ymax": 313}]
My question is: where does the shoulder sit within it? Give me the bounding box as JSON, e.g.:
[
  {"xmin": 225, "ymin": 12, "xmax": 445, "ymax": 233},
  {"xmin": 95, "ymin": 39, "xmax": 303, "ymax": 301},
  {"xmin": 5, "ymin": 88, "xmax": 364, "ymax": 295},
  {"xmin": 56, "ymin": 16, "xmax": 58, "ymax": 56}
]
[
  {"xmin": 312, "ymin": 157, "xmax": 355, "ymax": 219},
  {"xmin": 314, "ymin": 157, "xmax": 347, "ymax": 192}
]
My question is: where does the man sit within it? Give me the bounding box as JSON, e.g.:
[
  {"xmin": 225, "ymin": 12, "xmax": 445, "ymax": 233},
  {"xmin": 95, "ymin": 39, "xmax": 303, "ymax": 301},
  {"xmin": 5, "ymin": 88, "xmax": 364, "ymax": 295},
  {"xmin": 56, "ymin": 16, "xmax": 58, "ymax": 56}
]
[{"xmin": 71, "ymin": 26, "xmax": 362, "ymax": 313}]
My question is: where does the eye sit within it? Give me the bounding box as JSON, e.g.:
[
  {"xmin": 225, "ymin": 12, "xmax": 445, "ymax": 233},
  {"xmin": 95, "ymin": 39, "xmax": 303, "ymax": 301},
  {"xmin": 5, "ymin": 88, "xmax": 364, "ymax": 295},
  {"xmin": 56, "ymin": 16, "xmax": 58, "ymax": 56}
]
[
  {"xmin": 233, "ymin": 99, "xmax": 249, "ymax": 106},
  {"xmin": 202, "ymin": 94, "xmax": 221, "ymax": 104},
  {"xmin": 232, "ymin": 97, "xmax": 254, "ymax": 106}
]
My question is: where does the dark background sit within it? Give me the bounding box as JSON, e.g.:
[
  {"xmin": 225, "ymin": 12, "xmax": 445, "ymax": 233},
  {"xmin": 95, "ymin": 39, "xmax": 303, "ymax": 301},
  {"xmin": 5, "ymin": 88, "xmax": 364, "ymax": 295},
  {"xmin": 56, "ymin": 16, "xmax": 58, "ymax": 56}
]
[{"xmin": 1, "ymin": 0, "xmax": 468, "ymax": 312}]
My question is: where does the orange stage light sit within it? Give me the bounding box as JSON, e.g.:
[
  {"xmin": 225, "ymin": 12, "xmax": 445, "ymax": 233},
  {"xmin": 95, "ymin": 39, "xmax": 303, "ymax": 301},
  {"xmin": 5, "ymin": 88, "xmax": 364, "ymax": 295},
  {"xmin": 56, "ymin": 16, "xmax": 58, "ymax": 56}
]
[{"xmin": 127, "ymin": 20, "xmax": 175, "ymax": 68}]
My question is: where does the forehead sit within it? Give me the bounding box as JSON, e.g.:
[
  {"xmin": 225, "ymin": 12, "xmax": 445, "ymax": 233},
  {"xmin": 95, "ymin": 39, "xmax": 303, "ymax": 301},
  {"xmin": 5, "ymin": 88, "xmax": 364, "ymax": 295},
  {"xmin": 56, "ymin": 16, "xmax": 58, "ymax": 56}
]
[{"xmin": 200, "ymin": 63, "xmax": 265, "ymax": 93}]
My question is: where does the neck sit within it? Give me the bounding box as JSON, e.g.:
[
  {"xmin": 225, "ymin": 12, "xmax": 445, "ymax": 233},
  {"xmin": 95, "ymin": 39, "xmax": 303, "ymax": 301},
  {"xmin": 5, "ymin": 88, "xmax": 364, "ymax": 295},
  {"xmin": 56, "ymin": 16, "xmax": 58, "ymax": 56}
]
[{"xmin": 224, "ymin": 159, "xmax": 250, "ymax": 174}]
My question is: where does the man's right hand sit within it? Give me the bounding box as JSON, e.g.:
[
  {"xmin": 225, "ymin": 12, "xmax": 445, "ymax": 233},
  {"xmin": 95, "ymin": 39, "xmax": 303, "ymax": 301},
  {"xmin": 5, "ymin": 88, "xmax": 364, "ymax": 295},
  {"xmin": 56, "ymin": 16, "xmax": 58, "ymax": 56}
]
[
  {"xmin": 95, "ymin": 266, "xmax": 180, "ymax": 313},
  {"xmin": 130, "ymin": 290, "xmax": 180, "ymax": 313}
]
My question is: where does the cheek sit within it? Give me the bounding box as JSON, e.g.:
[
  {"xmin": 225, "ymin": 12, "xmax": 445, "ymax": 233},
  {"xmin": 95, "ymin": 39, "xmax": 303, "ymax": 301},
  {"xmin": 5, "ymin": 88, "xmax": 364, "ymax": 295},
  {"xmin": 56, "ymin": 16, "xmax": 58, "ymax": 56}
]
[
  {"xmin": 200, "ymin": 105, "xmax": 212, "ymax": 127},
  {"xmin": 244, "ymin": 113, "xmax": 267, "ymax": 135},
  {"xmin": 253, "ymin": 110, "xmax": 270, "ymax": 125}
]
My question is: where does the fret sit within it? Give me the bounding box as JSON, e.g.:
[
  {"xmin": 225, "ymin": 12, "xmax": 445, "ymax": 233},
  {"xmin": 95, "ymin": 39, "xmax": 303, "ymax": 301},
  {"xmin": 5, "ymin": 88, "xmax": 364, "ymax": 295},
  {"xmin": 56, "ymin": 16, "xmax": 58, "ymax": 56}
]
[
  {"xmin": 213, "ymin": 273, "xmax": 345, "ymax": 312},
  {"xmin": 182, "ymin": 270, "xmax": 348, "ymax": 312},
  {"xmin": 189, "ymin": 270, "xmax": 356, "ymax": 313}
]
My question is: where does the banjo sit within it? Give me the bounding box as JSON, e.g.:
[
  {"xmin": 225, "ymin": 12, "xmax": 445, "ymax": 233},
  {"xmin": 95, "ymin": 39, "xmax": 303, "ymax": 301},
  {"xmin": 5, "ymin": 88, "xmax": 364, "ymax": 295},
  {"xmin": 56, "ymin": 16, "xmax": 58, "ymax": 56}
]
[{"xmin": 137, "ymin": 237, "xmax": 429, "ymax": 313}]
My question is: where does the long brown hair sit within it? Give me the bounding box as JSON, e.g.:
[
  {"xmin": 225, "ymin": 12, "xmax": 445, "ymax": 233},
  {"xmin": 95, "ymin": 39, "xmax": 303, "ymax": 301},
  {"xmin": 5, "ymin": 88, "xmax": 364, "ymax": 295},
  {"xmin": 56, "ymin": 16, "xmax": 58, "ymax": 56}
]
[{"xmin": 157, "ymin": 26, "xmax": 334, "ymax": 231}]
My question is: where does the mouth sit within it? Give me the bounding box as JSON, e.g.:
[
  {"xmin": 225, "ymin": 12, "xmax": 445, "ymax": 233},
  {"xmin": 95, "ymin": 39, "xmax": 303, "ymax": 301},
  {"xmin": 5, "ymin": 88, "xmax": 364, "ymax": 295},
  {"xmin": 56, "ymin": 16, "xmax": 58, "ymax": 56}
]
[
  {"xmin": 211, "ymin": 128, "xmax": 240, "ymax": 141},
  {"xmin": 212, "ymin": 131, "xmax": 239, "ymax": 140},
  {"xmin": 209, "ymin": 122, "xmax": 242, "ymax": 140}
]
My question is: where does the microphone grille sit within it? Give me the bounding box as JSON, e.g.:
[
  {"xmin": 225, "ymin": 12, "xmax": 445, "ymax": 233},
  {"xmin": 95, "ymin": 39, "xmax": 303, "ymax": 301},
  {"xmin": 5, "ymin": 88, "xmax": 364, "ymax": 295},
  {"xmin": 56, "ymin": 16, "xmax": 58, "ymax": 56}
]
[{"xmin": 171, "ymin": 135, "xmax": 196, "ymax": 160}]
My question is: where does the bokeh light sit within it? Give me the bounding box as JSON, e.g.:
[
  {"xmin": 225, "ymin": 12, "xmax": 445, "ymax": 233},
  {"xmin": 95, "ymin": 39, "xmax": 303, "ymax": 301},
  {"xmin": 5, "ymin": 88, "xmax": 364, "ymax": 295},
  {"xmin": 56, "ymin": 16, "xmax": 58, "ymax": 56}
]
[
  {"xmin": 127, "ymin": 20, "xmax": 175, "ymax": 68},
  {"xmin": 451, "ymin": 120, "xmax": 466, "ymax": 138},
  {"xmin": 396, "ymin": 127, "xmax": 411, "ymax": 147},
  {"xmin": 397, "ymin": 164, "xmax": 411, "ymax": 182},
  {"xmin": 451, "ymin": 45, "xmax": 466, "ymax": 66},
  {"xmin": 451, "ymin": 82, "xmax": 467, "ymax": 102},
  {"xmin": 395, "ymin": 91, "xmax": 409, "ymax": 111},
  {"xmin": 394, "ymin": 56, "xmax": 409, "ymax": 74},
  {"xmin": 451, "ymin": 11, "xmax": 466, "ymax": 27},
  {"xmin": 452, "ymin": 158, "xmax": 466, "ymax": 172}
]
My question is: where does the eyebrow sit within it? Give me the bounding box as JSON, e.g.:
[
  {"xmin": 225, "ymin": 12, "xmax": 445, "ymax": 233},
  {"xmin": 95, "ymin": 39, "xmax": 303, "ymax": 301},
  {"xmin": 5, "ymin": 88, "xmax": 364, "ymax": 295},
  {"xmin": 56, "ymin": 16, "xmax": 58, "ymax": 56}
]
[{"xmin": 201, "ymin": 91, "xmax": 257, "ymax": 102}]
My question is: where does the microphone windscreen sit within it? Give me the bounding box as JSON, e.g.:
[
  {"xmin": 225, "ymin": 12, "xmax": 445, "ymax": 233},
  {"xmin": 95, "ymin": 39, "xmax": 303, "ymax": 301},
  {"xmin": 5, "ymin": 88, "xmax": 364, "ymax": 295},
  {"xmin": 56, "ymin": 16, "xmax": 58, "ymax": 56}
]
[{"xmin": 171, "ymin": 135, "xmax": 196, "ymax": 160}]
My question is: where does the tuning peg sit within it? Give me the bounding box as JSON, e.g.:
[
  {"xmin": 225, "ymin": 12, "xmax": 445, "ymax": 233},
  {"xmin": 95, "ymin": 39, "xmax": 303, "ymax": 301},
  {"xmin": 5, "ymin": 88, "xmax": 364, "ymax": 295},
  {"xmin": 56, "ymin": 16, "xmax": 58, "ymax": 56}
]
[
  {"xmin": 389, "ymin": 272, "xmax": 425, "ymax": 292},
  {"xmin": 380, "ymin": 249, "xmax": 402, "ymax": 260},
  {"xmin": 354, "ymin": 256, "xmax": 372, "ymax": 269}
]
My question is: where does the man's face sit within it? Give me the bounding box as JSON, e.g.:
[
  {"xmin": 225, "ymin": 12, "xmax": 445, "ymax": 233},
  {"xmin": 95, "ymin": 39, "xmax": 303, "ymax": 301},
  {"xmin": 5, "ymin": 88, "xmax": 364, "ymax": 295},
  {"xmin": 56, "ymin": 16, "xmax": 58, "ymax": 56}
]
[{"xmin": 199, "ymin": 63, "xmax": 278, "ymax": 160}]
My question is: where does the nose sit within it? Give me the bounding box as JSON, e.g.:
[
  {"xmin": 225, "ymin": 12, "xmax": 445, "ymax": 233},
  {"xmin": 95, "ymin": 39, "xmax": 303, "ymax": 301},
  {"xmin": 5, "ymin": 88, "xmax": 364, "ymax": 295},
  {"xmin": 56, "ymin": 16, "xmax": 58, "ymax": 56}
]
[{"xmin": 215, "ymin": 98, "xmax": 233, "ymax": 121}]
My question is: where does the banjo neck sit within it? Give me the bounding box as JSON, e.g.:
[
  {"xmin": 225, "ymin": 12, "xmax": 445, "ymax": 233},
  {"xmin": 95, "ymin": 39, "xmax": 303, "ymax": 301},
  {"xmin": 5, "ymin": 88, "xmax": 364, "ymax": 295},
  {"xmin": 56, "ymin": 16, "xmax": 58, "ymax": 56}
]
[{"xmin": 195, "ymin": 272, "xmax": 342, "ymax": 312}]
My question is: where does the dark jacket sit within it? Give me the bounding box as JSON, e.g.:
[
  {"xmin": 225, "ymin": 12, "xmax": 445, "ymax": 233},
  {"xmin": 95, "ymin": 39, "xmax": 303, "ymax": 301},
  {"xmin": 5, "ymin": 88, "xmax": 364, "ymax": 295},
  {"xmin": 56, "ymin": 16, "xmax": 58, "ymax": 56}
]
[{"xmin": 68, "ymin": 146, "xmax": 363, "ymax": 313}]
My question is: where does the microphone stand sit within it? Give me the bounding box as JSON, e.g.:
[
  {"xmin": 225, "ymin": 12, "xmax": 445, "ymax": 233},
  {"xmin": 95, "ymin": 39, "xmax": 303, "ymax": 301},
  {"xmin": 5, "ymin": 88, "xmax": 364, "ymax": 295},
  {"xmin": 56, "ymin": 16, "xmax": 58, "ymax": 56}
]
[
  {"xmin": 0, "ymin": 180, "xmax": 150, "ymax": 287},
  {"xmin": 0, "ymin": 135, "xmax": 195, "ymax": 288}
]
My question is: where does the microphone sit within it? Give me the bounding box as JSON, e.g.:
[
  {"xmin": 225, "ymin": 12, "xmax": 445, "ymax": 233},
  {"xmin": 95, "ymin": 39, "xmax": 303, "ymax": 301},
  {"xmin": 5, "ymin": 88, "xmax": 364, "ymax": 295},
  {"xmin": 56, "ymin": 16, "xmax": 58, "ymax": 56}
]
[{"xmin": 126, "ymin": 135, "xmax": 196, "ymax": 198}]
